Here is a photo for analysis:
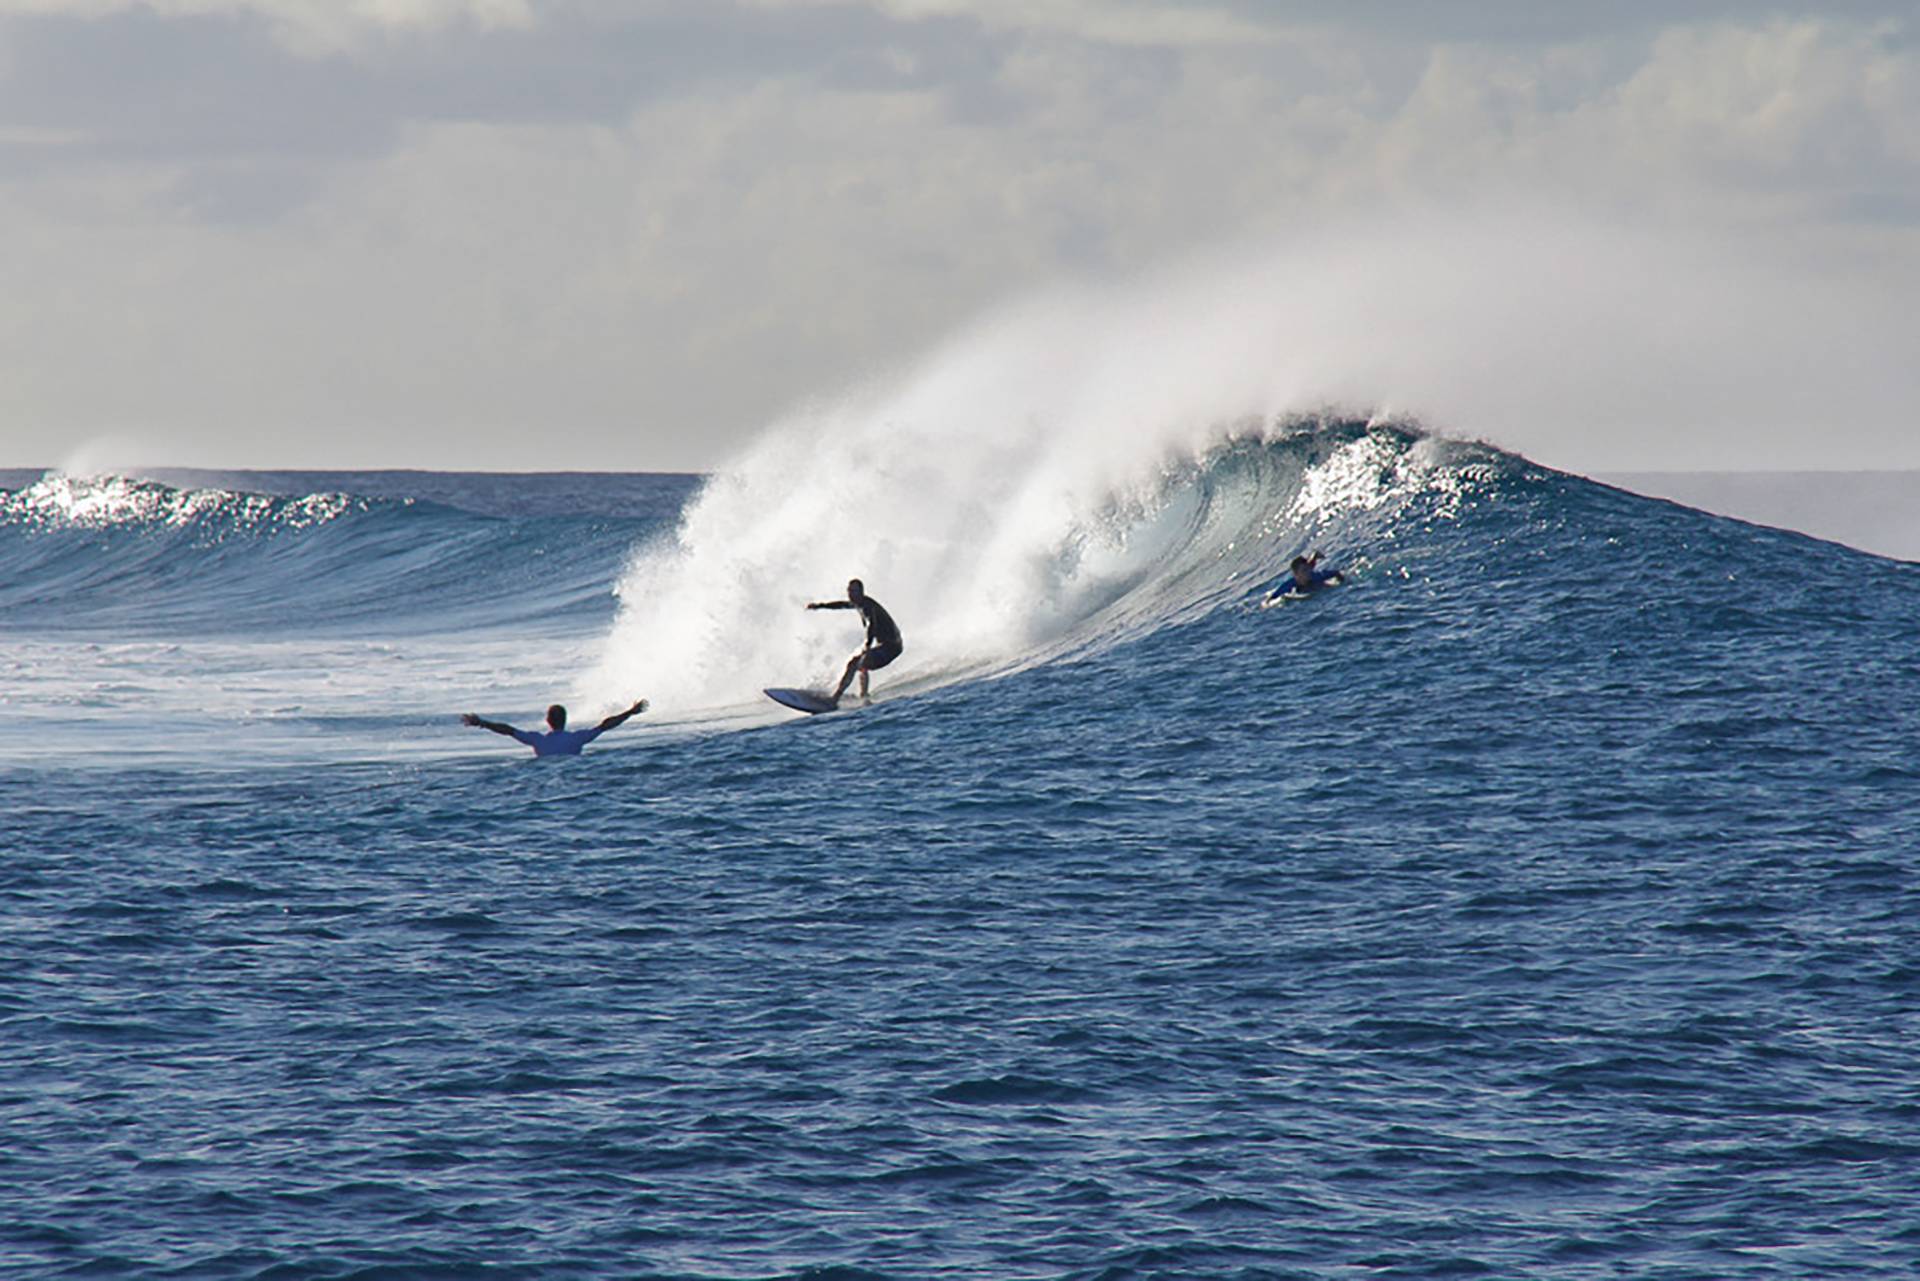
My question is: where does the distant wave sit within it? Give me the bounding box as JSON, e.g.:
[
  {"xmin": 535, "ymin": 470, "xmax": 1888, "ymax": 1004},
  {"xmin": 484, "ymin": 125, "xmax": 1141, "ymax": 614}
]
[
  {"xmin": 0, "ymin": 472, "xmax": 655, "ymax": 636},
  {"xmin": 2, "ymin": 472, "xmax": 362, "ymax": 533}
]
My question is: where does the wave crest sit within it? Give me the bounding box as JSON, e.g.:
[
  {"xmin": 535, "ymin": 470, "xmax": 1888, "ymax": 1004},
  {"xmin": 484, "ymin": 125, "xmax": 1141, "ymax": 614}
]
[{"xmin": 0, "ymin": 472, "xmax": 360, "ymax": 534}]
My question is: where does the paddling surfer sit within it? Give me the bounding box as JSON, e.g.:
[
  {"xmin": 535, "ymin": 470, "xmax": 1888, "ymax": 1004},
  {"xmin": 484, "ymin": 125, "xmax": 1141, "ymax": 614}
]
[
  {"xmin": 1263, "ymin": 551, "xmax": 1344, "ymax": 604},
  {"xmin": 806, "ymin": 578, "xmax": 903, "ymax": 706},
  {"xmin": 1286, "ymin": 551, "xmax": 1343, "ymax": 591},
  {"xmin": 461, "ymin": 700, "xmax": 647, "ymax": 756}
]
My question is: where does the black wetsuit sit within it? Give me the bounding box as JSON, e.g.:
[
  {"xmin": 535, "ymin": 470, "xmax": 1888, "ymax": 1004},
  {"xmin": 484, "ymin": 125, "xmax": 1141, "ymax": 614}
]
[{"xmin": 820, "ymin": 596, "xmax": 904, "ymax": 669}]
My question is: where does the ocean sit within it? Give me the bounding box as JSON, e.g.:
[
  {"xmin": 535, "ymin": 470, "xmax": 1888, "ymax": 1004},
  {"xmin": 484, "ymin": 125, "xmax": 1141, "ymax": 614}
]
[
  {"xmin": 1602, "ymin": 471, "xmax": 1920, "ymax": 565},
  {"xmin": 4, "ymin": 420, "xmax": 1919, "ymax": 1279}
]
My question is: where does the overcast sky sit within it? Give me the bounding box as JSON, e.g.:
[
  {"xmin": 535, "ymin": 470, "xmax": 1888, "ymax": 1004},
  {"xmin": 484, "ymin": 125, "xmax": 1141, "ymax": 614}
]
[{"xmin": 2, "ymin": 0, "xmax": 1916, "ymax": 473}]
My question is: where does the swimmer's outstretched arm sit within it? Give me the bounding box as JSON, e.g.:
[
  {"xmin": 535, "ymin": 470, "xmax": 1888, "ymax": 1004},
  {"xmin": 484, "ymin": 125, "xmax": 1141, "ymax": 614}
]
[
  {"xmin": 593, "ymin": 700, "xmax": 649, "ymax": 733},
  {"xmin": 1305, "ymin": 550, "xmax": 1345, "ymax": 583},
  {"xmin": 461, "ymin": 713, "xmax": 520, "ymax": 738}
]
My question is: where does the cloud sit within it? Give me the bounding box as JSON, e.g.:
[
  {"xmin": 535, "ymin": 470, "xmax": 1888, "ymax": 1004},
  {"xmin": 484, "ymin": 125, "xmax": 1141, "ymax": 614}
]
[
  {"xmin": 746, "ymin": 0, "xmax": 1920, "ymax": 49},
  {"xmin": 0, "ymin": 0, "xmax": 533, "ymax": 54},
  {"xmin": 744, "ymin": 0, "xmax": 1284, "ymax": 48},
  {"xmin": 0, "ymin": 1, "xmax": 907, "ymax": 172},
  {"xmin": 1343, "ymin": 18, "xmax": 1920, "ymax": 220},
  {"xmin": 0, "ymin": 4, "xmax": 1916, "ymax": 471}
]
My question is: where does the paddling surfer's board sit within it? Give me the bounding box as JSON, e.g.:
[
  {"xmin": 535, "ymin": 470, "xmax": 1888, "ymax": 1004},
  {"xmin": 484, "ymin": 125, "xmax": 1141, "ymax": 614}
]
[{"xmin": 765, "ymin": 687, "xmax": 838, "ymax": 715}]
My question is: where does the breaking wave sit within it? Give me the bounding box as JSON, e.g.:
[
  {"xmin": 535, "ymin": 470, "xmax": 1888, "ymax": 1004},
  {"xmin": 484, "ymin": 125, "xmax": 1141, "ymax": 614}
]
[{"xmin": 584, "ymin": 418, "xmax": 1518, "ymax": 715}]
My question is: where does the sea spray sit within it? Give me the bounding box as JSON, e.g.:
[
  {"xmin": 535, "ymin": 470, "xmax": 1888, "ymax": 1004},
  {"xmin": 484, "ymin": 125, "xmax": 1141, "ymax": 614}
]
[
  {"xmin": 580, "ymin": 412, "xmax": 1493, "ymax": 715},
  {"xmin": 576, "ymin": 215, "xmax": 1641, "ymax": 714}
]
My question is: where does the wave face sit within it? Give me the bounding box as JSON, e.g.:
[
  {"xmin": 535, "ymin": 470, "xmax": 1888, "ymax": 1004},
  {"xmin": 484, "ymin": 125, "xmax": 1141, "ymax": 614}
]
[{"xmin": 7, "ymin": 433, "xmax": 1912, "ymax": 752}]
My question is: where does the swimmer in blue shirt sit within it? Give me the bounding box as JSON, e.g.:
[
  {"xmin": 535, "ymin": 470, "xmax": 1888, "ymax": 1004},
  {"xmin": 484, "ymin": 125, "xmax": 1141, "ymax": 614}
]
[
  {"xmin": 1263, "ymin": 551, "xmax": 1344, "ymax": 604},
  {"xmin": 1287, "ymin": 551, "xmax": 1343, "ymax": 591},
  {"xmin": 461, "ymin": 700, "xmax": 647, "ymax": 757}
]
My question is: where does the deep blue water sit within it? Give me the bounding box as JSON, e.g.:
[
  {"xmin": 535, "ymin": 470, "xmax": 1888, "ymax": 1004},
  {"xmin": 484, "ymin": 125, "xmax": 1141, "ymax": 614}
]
[{"xmin": 4, "ymin": 428, "xmax": 1919, "ymax": 1279}]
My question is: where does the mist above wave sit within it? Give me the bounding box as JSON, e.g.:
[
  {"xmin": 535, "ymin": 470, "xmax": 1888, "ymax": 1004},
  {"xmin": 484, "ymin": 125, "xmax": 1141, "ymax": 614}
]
[{"xmin": 585, "ymin": 202, "xmax": 1911, "ymax": 713}]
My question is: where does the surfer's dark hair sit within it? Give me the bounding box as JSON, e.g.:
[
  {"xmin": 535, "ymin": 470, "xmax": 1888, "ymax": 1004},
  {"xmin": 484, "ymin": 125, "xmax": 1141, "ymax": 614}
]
[
  {"xmin": 848, "ymin": 578, "xmax": 864, "ymax": 594},
  {"xmin": 547, "ymin": 704, "xmax": 567, "ymax": 729}
]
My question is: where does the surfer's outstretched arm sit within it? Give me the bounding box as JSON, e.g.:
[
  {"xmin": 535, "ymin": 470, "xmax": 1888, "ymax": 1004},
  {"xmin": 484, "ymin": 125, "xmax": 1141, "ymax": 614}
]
[
  {"xmin": 461, "ymin": 713, "xmax": 519, "ymax": 738},
  {"xmin": 806, "ymin": 599, "xmax": 854, "ymax": 610},
  {"xmin": 593, "ymin": 699, "xmax": 649, "ymax": 733}
]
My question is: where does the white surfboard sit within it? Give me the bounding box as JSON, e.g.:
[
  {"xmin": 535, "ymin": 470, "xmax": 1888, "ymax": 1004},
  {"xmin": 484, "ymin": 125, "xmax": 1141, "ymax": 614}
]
[{"xmin": 764, "ymin": 687, "xmax": 839, "ymax": 715}]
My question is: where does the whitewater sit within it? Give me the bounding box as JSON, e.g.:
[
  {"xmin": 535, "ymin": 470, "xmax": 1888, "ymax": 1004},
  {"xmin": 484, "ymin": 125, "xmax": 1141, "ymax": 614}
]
[{"xmin": 5, "ymin": 292, "xmax": 1920, "ymax": 1275}]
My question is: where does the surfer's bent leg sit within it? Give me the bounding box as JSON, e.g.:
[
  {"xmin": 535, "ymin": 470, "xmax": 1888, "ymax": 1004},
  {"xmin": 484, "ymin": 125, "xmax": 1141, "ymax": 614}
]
[
  {"xmin": 833, "ymin": 651, "xmax": 864, "ymax": 703},
  {"xmin": 855, "ymin": 641, "xmax": 902, "ymax": 701},
  {"xmin": 834, "ymin": 641, "xmax": 901, "ymax": 703}
]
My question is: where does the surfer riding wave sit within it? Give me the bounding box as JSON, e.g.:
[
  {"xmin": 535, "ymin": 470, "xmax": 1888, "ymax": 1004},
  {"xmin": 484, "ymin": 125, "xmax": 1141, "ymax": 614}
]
[{"xmin": 807, "ymin": 578, "xmax": 903, "ymax": 706}]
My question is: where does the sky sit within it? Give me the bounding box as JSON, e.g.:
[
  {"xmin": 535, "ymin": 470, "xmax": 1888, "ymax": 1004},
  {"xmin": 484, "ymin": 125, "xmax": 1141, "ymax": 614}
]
[{"xmin": 1, "ymin": 0, "xmax": 1917, "ymax": 474}]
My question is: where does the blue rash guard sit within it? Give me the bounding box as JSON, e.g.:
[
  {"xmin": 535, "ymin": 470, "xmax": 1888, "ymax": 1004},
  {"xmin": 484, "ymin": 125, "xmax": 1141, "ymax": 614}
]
[
  {"xmin": 510, "ymin": 727, "xmax": 606, "ymax": 757},
  {"xmin": 1272, "ymin": 568, "xmax": 1340, "ymax": 595}
]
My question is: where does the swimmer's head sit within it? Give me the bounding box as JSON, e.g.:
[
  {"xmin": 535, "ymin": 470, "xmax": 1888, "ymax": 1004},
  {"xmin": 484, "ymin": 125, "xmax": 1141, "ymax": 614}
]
[{"xmin": 546, "ymin": 704, "xmax": 567, "ymax": 730}]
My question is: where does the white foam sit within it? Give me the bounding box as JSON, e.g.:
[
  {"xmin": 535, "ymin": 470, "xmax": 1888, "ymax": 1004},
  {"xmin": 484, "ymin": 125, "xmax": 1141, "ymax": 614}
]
[
  {"xmin": 581, "ymin": 385, "xmax": 1469, "ymax": 721},
  {"xmin": 578, "ymin": 264, "xmax": 1338, "ymax": 713}
]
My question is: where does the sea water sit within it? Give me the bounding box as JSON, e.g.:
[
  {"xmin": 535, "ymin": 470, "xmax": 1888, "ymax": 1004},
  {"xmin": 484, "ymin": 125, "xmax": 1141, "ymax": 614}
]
[{"xmin": 4, "ymin": 419, "xmax": 1919, "ymax": 1279}]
